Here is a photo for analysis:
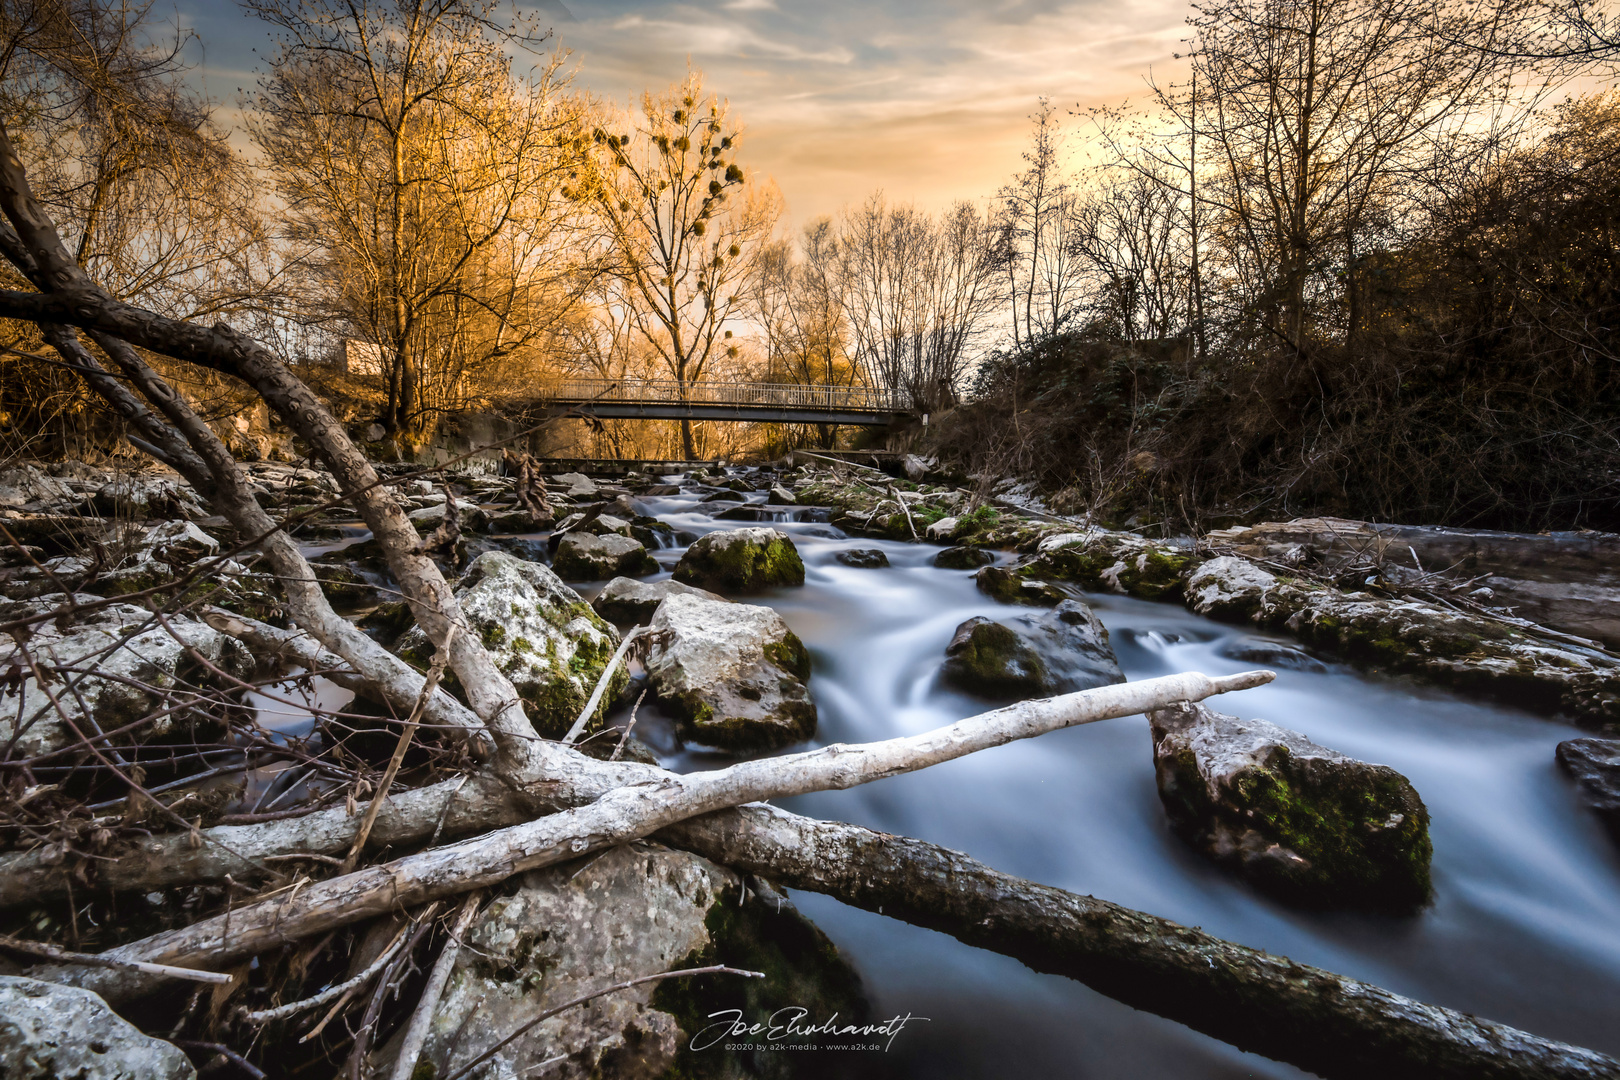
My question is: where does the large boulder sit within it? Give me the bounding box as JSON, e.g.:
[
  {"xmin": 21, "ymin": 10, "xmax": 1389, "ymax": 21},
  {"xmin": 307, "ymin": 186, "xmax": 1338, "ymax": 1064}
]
[
  {"xmin": 396, "ymin": 552, "xmax": 624, "ymax": 739},
  {"xmin": 0, "ymin": 976, "xmax": 195, "ymax": 1079},
  {"xmin": 376, "ymin": 842, "xmax": 867, "ymax": 1080},
  {"xmin": 1186, "ymin": 556, "xmax": 1279, "ymax": 620},
  {"xmin": 672, "ymin": 527, "xmax": 805, "ymax": 593},
  {"xmin": 591, "ymin": 577, "xmax": 722, "ymax": 625},
  {"xmin": 1556, "ymin": 737, "xmax": 1620, "ymax": 843},
  {"xmin": 940, "ymin": 600, "xmax": 1124, "ymax": 701},
  {"xmin": 0, "ymin": 596, "xmax": 255, "ymax": 759},
  {"xmin": 645, "ymin": 592, "xmax": 816, "ymax": 750},
  {"xmin": 1148, "ymin": 701, "xmax": 1432, "ymax": 911},
  {"xmin": 552, "ymin": 532, "xmax": 659, "ymax": 581}
]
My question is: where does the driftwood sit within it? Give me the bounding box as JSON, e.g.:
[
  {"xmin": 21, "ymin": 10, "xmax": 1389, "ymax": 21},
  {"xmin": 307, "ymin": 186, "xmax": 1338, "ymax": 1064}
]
[{"xmin": 31, "ymin": 672, "xmax": 1270, "ymax": 1002}]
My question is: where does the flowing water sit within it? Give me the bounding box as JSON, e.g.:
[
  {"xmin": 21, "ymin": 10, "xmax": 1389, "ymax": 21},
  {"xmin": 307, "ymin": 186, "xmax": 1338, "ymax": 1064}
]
[
  {"xmin": 301, "ymin": 476, "xmax": 1620, "ymax": 1077},
  {"xmin": 596, "ymin": 480, "xmax": 1620, "ymax": 1079}
]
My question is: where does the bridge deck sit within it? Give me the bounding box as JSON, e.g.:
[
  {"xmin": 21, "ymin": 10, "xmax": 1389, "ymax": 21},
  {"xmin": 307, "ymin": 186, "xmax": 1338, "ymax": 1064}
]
[{"xmin": 529, "ymin": 377, "xmax": 913, "ymax": 425}]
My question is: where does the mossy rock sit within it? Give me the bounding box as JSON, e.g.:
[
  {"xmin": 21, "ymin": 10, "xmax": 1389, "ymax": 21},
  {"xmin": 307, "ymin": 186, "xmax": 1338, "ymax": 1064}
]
[
  {"xmin": 974, "ymin": 564, "xmax": 1069, "ymax": 605},
  {"xmin": 394, "ymin": 552, "xmax": 625, "ymax": 739},
  {"xmin": 359, "ymin": 600, "xmax": 415, "ymax": 646},
  {"xmin": 940, "ymin": 618, "xmax": 1048, "ymax": 698},
  {"xmin": 1150, "ymin": 701, "xmax": 1432, "ymax": 912},
  {"xmin": 310, "ymin": 558, "xmax": 374, "ymax": 607},
  {"xmin": 934, "ymin": 545, "xmax": 994, "ymax": 570},
  {"xmin": 552, "ymin": 532, "xmax": 659, "ymax": 582},
  {"xmin": 672, "ymin": 528, "xmax": 805, "ymax": 593}
]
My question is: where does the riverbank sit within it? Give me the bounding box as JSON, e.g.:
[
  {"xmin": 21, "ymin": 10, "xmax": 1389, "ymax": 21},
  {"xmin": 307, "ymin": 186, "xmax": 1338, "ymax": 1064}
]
[{"xmin": 1, "ymin": 456, "xmax": 1618, "ymax": 1079}]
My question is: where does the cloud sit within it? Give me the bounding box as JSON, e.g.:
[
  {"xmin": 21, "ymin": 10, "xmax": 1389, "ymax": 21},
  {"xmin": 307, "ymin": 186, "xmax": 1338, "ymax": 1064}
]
[{"xmin": 193, "ymin": 0, "xmax": 1193, "ymax": 228}]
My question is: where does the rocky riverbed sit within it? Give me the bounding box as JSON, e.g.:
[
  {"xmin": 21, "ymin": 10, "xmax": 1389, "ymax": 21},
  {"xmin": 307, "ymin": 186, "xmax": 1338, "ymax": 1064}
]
[{"xmin": 1, "ymin": 455, "xmax": 1618, "ymax": 1078}]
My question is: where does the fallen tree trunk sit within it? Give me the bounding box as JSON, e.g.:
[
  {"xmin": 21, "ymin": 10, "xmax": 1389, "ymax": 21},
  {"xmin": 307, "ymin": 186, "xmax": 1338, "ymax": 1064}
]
[
  {"xmin": 29, "ymin": 671, "xmax": 1268, "ymax": 1002},
  {"xmin": 665, "ymin": 805, "xmax": 1619, "ymax": 1080},
  {"xmin": 8, "ymin": 680, "xmax": 1614, "ymax": 1078},
  {"xmin": 0, "ymin": 776, "xmax": 523, "ymax": 907},
  {"xmin": 200, "ymin": 611, "xmax": 490, "ymax": 749}
]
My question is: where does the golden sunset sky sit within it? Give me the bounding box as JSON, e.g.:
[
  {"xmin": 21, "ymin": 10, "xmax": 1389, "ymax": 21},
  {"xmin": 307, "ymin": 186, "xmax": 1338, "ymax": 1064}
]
[{"xmin": 183, "ymin": 0, "xmax": 1194, "ymax": 230}]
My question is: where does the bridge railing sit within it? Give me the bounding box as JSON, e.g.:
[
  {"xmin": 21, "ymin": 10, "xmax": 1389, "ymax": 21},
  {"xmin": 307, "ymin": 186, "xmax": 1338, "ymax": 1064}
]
[{"xmin": 535, "ymin": 376, "xmax": 912, "ymax": 413}]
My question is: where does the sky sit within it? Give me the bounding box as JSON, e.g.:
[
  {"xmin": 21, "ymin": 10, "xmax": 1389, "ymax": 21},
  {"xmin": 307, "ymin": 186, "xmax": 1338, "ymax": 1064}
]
[{"xmin": 177, "ymin": 0, "xmax": 1194, "ymax": 231}]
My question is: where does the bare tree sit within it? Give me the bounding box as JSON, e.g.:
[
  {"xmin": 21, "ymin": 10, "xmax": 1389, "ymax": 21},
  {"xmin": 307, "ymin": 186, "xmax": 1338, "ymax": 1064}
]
[
  {"xmin": 245, "ymin": 0, "xmax": 587, "ymax": 442},
  {"xmin": 750, "ymin": 220, "xmax": 860, "ymax": 448},
  {"xmin": 1069, "ymin": 165, "xmax": 1195, "ymax": 344},
  {"xmin": 998, "ymin": 100, "xmax": 1085, "ymax": 349},
  {"xmin": 836, "ymin": 194, "xmax": 1002, "ymax": 412},
  {"xmin": 1121, "ymin": 0, "xmax": 1526, "ymax": 354},
  {"xmin": 583, "ymin": 71, "xmax": 780, "ymax": 459}
]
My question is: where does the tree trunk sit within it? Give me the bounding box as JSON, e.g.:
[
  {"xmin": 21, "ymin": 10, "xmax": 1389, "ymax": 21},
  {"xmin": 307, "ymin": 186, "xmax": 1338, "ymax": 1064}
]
[{"xmin": 666, "ymin": 806, "xmax": 1618, "ymax": 1080}]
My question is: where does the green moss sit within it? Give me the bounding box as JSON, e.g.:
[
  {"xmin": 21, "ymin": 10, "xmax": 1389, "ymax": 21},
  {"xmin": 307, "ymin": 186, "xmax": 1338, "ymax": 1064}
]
[
  {"xmin": 1162, "ymin": 737, "xmax": 1432, "ymax": 912},
  {"xmin": 482, "ymin": 623, "xmax": 506, "ymax": 649},
  {"xmin": 762, "ymin": 630, "xmax": 812, "ymax": 681},
  {"xmin": 651, "ymin": 876, "xmax": 870, "ymax": 1079},
  {"xmin": 673, "ymin": 533, "xmax": 805, "ymax": 592}
]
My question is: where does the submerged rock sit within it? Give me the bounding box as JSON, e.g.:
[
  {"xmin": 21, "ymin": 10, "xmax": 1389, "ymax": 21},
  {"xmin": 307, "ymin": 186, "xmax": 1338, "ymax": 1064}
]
[
  {"xmin": 591, "ymin": 576, "xmax": 723, "ymax": 624},
  {"xmin": 941, "ymin": 600, "xmax": 1125, "ymax": 701},
  {"xmin": 0, "ymin": 977, "xmax": 195, "ymax": 1079},
  {"xmin": 1148, "ymin": 700, "xmax": 1432, "ymax": 911},
  {"xmin": 645, "ymin": 592, "xmax": 816, "ymax": 750},
  {"xmin": 934, "ymin": 545, "xmax": 993, "ymax": 570},
  {"xmin": 552, "ymin": 532, "xmax": 659, "ymax": 581},
  {"xmin": 837, "ymin": 548, "xmax": 889, "ymax": 568},
  {"xmin": 672, "ymin": 527, "xmax": 805, "ymax": 593},
  {"xmin": 0, "ymin": 596, "xmax": 254, "ymax": 759},
  {"xmin": 1218, "ymin": 637, "xmax": 1327, "ymax": 672},
  {"xmin": 1556, "ymin": 737, "xmax": 1620, "ymax": 843},
  {"xmin": 381, "ymin": 842, "xmax": 866, "ymax": 1080},
  {"xmin": 396, "ymin": 552, "xmax": 623, "ymax": 739}
]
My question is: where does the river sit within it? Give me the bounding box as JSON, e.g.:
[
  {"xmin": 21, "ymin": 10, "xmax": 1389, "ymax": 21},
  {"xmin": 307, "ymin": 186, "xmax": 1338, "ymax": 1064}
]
[{"xmin": 593, "ymin": 479, "xmax": 1620, "ymax": 1079}]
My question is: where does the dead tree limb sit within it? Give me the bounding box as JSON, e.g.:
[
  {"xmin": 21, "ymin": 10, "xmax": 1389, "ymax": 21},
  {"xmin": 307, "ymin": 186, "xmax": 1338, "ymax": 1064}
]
[
  {"xmin": 385, "ymin": 892, "xmax": 483, "ymax": 1080},
  {"xmin": 0, "ymin": 119, "xmax": 545, "ymax": 774},
  {"xmin": 28, "ymin": 672, "xmax": 1271, "ymax": 1002},
  {"xmin": 664, "ymin": 806, "xmax": 1619, "ymax": 1080},
  {"xmin": 8, "ymin": 700, "xmax": 1614, "ymax": 1078}
]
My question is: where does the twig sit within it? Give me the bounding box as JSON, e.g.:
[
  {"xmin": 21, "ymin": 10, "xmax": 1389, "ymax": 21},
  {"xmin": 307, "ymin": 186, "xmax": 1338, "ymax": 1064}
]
[
  {"xmin": 240, "ymin": 922, "xmax": 413, "ymax": 1027},
  {"xmin": 562, "ymin": 626, "xmax": 648, "ymax": 745},
  {"xmin": 346, "ymin": 906, "xmax": 439, "ymax": 1078},
  {"xmin": 173, "ymin": 1040, "xmax": 266, "ymax": 1079},
  {"xmin": 0, "ymin": 932, "xmax": 230, "ymax": 984},
  {"xmin": 888, "ymin": 484, "xmax": 919, "ymax": 539},
  {"xmin": 610, "ymin": 690, "xmax": 646, "ymax": 762},
  {"xmin": 387, "ymin": 892, "xmax": 483, "ymax": 1080},
  {"xmin": 338, "ymin": 629, "xmax": 455, "ymax": 874},
  {"xmin": 443, "ymin": 965, "xmax": 764, "ymax": 1080}
]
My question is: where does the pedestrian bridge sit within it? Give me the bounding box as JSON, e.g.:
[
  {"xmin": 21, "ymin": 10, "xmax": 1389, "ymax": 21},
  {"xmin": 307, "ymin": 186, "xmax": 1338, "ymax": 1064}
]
[{"xmin": 528, "ymin": 377, "xmax": 915, "ymax": 426}]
